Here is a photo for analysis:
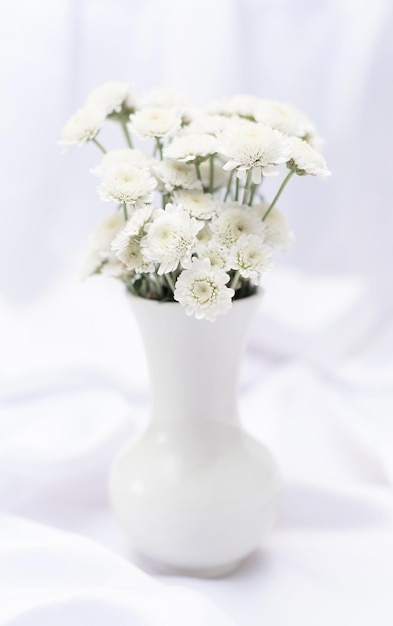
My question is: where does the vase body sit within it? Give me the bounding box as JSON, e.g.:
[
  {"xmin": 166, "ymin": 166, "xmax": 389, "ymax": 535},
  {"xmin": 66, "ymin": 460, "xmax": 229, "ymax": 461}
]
[{"xmin": 109, "ymin": 294, "xmax": 280, "ymax": 577}]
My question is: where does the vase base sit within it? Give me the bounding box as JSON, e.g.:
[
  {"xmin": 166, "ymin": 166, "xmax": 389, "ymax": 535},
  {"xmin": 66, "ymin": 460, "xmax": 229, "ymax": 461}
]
[{"xmin": 135, "ymin": 552, "xmax": 245, "ymax": 579}]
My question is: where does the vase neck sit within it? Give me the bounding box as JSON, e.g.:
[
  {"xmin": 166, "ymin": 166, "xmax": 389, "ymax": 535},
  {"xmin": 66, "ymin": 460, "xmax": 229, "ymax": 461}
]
[{"xmin": 130, "ymin": 295, "xmax": 260, "ymax": 426}]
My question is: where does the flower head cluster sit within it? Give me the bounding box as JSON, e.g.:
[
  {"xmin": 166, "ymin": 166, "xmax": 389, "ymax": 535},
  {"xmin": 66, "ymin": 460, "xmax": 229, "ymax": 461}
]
[
  {"xmin": 98, "ymin": 163, "xmax": 156, "ymax": 207},
  {"xmin": 141, "ymin": 204, "xmax": 203, "ymax": 275},
  {"xmin": 61, "ymin": 83, "xmax": 331, "ymax": 320},
  {"xmin": 220, "ymin": 122, "xmax": 291, "ymax": 183},
  {"xmin": 129, "ymin": 107, "xmax": 182, "ymax": 139},
  {"xmin": 174, "ymin": 258, "xmax": 234, "ymax": 321},
  {"xmin": 86, "ymin": 81, "xmax": 135, "ymax": 115}
]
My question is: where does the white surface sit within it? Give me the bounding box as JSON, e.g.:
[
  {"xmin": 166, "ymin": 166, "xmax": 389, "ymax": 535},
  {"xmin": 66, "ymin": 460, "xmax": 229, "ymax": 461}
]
[{"xmin": 0, "ymin": 270, "xmax": 393, "ymax": 625}]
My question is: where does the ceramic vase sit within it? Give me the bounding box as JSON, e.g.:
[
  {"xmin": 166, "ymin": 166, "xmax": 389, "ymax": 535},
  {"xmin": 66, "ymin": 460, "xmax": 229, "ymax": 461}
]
[{"xmin": 109, "ymin": 294, "xmax": 280, "ymax": 577}]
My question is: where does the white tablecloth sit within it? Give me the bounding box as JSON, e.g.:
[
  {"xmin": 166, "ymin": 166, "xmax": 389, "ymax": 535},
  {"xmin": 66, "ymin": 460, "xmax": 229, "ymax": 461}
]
[{"xmin": 1, "ymin": 268, "xmax": 392, "ymax": 625}]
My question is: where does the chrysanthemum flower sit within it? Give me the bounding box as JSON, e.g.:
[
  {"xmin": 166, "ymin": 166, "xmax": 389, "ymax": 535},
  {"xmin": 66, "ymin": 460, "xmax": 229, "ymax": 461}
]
[
  {"xmin": 88, "ymin": 211, "xmax": 126, "ymax": 251},
  {"xmin": 129, "ymin": 107, "xmax": 182, "ymax": 139},
  {"xmin": 203, "ymin": 100, "xmax": 233, "ymax": 116},
  {"xmin": 86, "ymin": 81, "xmax": 135, "ymax": 115},
  {"xmin": 184, "ymin": 114, "xmax": 232, "ymax": 136},
  {"xmin": 219, "ymin": 122, "xmax": 291, "ymax": 183},
  {"xmin": 254, "ymin": 100, "xmax": 316, "ymax": 139},
  {"xmin": 152, "ymin": 159, "xmax": 202, "ymax": 192},
  {"xmin": 113, "ymin": 237, "xmax": 154, "ymax": 273},
  {"xmin": 197, "ymin": 241, "xmax": 228, "ymax": 269},
  {"xmin": 81, "ymin": 211, "xmax": 126, "ymax": 278},
  {"xmin": 98, "ymin": 164, "xmax": 157, "ymax": 206},
  {"xmin": 163, "ymin": 134, "xmax": 218, "ymax": 163},
  {"xmin": 91, "ymin": 149, "xmax": 149, "ymax": 177},
  {"xmin": 287, "ymin": 136, "xmax": 331, "ymax": 178},
  {"xmin": 101, "ymin": 256, "xmax": 127, "ymax": 277},
  {"xmin": 228, "ymin": 94, "xmax": 261, "ymax": 119},
  {"xmin": 173, "ymin": 190, "xmax": 218, "ymax": 220},
  {"xmin": 227, "ymin": 234, "xmax": 272, "ymax": 282},
  {"xmin": 211, "ymin": 203, "xmax": 265, "ymax": 247},
  {"xmin": 112, "ymin": 205, "xmax": 152, "ymax": 244},
  {"xmin": 253, "ymin": 204, "xmax": 293, "ymax": 249},
  {"xmin": 81, "ymin": 247, "xmax": 127, "ymax": 279},
  {"xmin": 111, "ymin": 207, "xmax": 155, "ymax": 272},
  {"xmin": 174, "ymin": 258, "xmax": 234, "ymax": 321},
  {"xmin": 141, "ymin": 87, "xmax": 191, "ymax": 110},
  {"xmin": 60, "ymin": 106, "xmax": 106, "ymax": 147},
  {"xmin": 141, "ymin": 204, "xmax": 203, "ymax": 275}
]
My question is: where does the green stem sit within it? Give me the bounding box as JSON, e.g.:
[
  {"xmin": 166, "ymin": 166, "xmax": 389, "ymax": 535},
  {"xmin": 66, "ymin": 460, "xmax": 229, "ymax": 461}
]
[
  {"xmin": 165, "ymin": 272, "xmax": 176, "ymax": 294},
  {"xmin": 92, "ymin": 137, "xmax": 107, "ymax": 153},
  {"xmin": 195, "ymin": 161, "xmax": 202, "ymax": 181},
  {"xmin": 155, "ymin": 138, "xmax": 163, "ymax": 160},
  {"xmin": 122, "ymin": 202, "xmax": 129, "ymax": 220},
  {"xmin": 230, "ymin": 270, "xmax": 241, "ymax": 291},
  {"xmin": 151, "ymin": 272, "xmax": 163, "ymax": 297},
  {"xmin": 235, "ymin": 176, "xmax": 240, "ymax": 201},
  {"xmin": 249, "ymin": 184, "xmax": 257, "ymax": 206},
  {"xmin": 209, "ymin": 156, "xmax": 214, "ymax": 193},
  {"xmin": 262, "ymin": 170, "xmax": 295, "ymax": 221},
  {"xmin": 121, "ymin": 118, "xmax": 133, "ymax": 148},
  {"xmin": 242, "ymin": 169, "xmax": 253, "ymax": 205},
  {"xmin": 224, "ymin": 170, "xmax": 234, "ymax": 201}
]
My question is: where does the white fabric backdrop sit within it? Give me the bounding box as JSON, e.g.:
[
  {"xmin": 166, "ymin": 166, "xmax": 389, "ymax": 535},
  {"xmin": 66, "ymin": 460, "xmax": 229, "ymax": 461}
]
[{"xmin": 1, "ymin": 1, "xmax": 393, "ymax": 624}]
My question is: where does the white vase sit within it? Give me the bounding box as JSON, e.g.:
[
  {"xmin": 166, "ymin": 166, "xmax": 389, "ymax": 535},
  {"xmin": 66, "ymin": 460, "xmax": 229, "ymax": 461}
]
[{"xmin": 109, "ymin": 293, "xmax": 280, "ymax": 577}]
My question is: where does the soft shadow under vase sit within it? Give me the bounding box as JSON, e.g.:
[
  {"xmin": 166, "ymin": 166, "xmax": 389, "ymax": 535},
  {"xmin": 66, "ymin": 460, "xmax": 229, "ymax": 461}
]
[{"xmin": 109, "ymin": 293, "xmax": 280, "ymax": 577}]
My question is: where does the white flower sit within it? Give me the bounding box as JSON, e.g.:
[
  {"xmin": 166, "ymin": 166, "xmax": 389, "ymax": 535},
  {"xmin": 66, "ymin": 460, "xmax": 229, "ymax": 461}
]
[
  {"xmin": 174, "ymin": 258, "xmax": 234, "ymax": 322},
  {"xmin": 111, "ymin": 207, "xmax": 155, "ymax": 272},
  {"xmin": 163, "ymin": 134, "xmax": 218, "ymax": 162},
  {"xmin": 60, "ymin": 106, "xmax": 106, "ymax": 147},
  {"xmin": 113, "ymin": 238, "xmax": 154, "ymax": 273},
  {"xmin": 89, "ymin": 211, "xmax": 126, "ymax": 251},
  {"xmin": 112, "ymin": 205, "xmax": 152, "ymax": 244},
  {"xmin": 86, "ymin": 81, "xmax": 135, "ymax": 115},
  {"xmin": 254, "ymin": 100, "xmax": 316, "ymax": 138},
  {"xmin": 197, "ymin": 241, "xmax": 228, "ymax": 269},
  {"xmin": 227, "ymin": 234, "xmax": 272, "ymax": 282},
  {"xmin": 211, "ymin": 203, "xmax": 265, "ymax": 247},
  {"xmin": 142, "ymin": 87, "xmax": 190, "ymax": 110},
  {"xmin": 287, "ymin": 136, "xmax": 331, "ymax": 178},
  {"xmin": 219, "ymin": 122, "xmax": 291, "ymax": 183},
  {"xmin": 184, "ymin": 114, "xmax": 232, "ymax": 136},
  {"xmin": 141, "ymin": 204, "xmax": 203, "ymax": 275},
  {"xmin": 98, "ymin": 164, "xmax": 157, "ymax": 206},
  {"xmin": 173, "ymin": 190, "xmax": 217, "ymax": 220},
  {"xmin": 81, "ymin": 211, "xmax": 126, "ymax": 277},
  {"xmin": 253, "ymin": 203, "xmax": 293, "ymax": 249},
  {"xmin": 203, "ymin": 100, "xmax": 232, "ymax": 116},
  {"xmin": 101, "ymin": 256, "xmax": 127, "ymax": 277},
  {"xmin": 152, "ymin": 159, "xmax": 202, "ymax": 192},
  {"xmin": 228, "ymin": 94, "xmax": 261, "ymax": 119},
  {"xmin": 81, "ymin": 248, "xmax": 126, "ymax": 279},
  {"xmin": 81, "ymin": 248, "xmax": 106, "ymax": 279},
  {"xmin": 129, "ymin": 107, "xmax": 182, "ymax": 139},
  {"xmin": 91, "ymin": 148, "xmax": 149, "ymax": 177},
  {"xmin": 111, "ymin": 206, "xmax": 152, "ymax": 269}
]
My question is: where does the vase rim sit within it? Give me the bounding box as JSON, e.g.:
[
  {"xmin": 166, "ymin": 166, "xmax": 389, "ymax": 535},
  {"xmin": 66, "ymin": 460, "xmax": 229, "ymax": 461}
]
[{"xmin": 126, "ymin": 289, "xmax": 262, "ymax": 307}]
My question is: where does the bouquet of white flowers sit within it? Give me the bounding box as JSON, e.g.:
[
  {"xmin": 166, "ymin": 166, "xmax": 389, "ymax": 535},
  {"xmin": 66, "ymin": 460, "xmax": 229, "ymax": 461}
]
[{"xmin": 60, "ymin": 82, "xmax": 330, "ymax": 321}]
